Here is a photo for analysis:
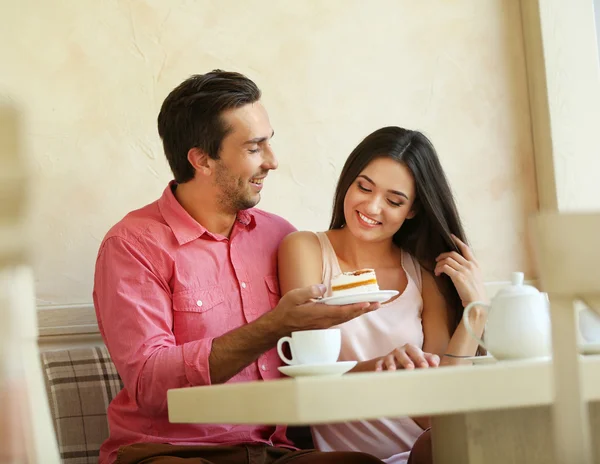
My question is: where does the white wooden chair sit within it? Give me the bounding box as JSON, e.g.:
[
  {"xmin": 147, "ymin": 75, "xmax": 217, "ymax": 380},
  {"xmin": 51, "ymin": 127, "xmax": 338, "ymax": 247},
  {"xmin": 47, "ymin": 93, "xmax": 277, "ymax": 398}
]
[
  {"xmin": 531, "ymin": 212, "xmax": 600, "ymax": 464},
  {"xmin": 0, "ymin": 105, "xmax": 60, "ymax": 463}
]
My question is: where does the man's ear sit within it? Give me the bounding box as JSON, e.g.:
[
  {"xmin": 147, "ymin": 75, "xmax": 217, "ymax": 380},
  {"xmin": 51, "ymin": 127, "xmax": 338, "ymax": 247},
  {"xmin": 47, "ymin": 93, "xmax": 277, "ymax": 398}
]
[{"xmin": 187, "ymin": 147, "xmax": 214, "ymax": 176}]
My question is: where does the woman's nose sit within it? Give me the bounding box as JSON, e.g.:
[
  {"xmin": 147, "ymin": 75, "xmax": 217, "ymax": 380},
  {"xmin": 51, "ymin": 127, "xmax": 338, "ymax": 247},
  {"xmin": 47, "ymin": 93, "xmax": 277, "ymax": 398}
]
[{"xmin": 364, "ymin": 197, "xmax": 383, "ymax": 215}]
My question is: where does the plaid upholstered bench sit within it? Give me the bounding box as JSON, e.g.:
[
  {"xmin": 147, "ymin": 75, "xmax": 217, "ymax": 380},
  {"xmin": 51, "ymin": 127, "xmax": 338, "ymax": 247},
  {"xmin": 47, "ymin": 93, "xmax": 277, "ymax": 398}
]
[
  {"xmin": 41, "ymin": 346, "xmax": 122, "ymax": 464},
  {"xmin": 40, "ymin": 346, "xmax": 314, "ymax": 464}
]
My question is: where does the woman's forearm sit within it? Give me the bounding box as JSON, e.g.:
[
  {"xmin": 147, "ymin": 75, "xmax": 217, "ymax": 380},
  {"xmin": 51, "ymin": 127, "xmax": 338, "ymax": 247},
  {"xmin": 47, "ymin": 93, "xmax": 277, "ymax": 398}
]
[{"xmin": 440, "ymin": 305, "xmax": 487, "ymax": 366}]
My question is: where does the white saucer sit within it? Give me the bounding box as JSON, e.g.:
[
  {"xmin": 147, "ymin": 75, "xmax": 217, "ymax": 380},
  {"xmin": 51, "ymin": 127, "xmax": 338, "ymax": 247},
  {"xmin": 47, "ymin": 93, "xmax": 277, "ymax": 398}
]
[
  {"xmin": 463, "ymin": 355, "xmax": 496, "ymax": 365},
  {"xmin": 464, "ymin": 355, "xmax": 552, "ymax": 365},
  {"xmin": 278, "ymin": 361, "xmax": 357, "ymax": 378},
  {"xmin": 319, "ymin": 290, "xmax": 399, "ymax": 306},
  {"xmin": 580, "ymin": 342, "xmax": 600, "ymax": 355}
]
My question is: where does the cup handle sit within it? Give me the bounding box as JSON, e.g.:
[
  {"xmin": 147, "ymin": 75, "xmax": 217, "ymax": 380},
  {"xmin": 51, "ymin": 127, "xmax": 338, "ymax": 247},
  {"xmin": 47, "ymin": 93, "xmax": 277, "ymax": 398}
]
[
  {"xmin": 276, "ymin": 336, "xmax": 295, "ymax": 365},
  {"xmin": 462, "ymin": 301, "xmax": 490, "ymax": 351}
]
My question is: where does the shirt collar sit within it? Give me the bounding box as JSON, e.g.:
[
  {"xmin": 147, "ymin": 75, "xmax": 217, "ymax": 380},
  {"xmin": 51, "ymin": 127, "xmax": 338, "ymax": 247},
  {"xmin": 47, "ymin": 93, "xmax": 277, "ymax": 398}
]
[{"xmin": 158, "ymin": 181, "xmax": 256, "ymax": 245}]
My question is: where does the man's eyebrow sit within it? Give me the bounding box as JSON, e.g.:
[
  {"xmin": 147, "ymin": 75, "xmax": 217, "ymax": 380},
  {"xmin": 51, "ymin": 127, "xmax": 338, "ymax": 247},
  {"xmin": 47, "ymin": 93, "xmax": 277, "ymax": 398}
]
[
  {"xmin": 358, "ymin": 174, "xmax": 409, "ymax": 200},
  {"xmin": 244, "ymin": 130, "xmax": 275, "ymax": 145}
]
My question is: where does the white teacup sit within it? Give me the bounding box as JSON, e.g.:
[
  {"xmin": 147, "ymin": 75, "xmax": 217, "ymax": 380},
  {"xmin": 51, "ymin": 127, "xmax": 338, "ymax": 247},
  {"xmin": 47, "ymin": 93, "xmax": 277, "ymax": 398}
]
[{"xmin": 276, "ymin": 329, "xmax": 341, "ymax": 365}]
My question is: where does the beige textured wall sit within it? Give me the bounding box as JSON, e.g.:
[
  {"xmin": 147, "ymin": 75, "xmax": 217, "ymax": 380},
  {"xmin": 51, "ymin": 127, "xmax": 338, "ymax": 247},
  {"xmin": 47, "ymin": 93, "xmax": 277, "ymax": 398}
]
[{"xmin": 0, "ymin": 1, "xmax": 537, "ymax": 305}]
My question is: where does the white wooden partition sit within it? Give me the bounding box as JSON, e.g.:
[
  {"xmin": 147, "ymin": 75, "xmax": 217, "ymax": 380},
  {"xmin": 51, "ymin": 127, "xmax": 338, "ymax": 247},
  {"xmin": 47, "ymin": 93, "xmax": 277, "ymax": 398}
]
[
  {"xmin": 531, "ymin": 212, "xmax": 600, "ymax": 464},
  {"xmin": 0, "ymin": 105, "xmax": 60, "ymax": 463}
]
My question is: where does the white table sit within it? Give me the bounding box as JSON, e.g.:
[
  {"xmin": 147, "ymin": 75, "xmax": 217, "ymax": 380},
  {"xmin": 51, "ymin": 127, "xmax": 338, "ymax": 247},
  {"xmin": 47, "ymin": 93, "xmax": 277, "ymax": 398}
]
[{"xmin": 168, "ymin": 356, "xmax": 600, "ymax": 464}]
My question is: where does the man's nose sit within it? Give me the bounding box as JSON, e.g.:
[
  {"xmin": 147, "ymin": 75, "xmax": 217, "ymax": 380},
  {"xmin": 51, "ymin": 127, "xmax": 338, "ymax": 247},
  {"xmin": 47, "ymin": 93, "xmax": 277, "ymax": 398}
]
[{"xmin": 262, "ymin": 145, "xmax": 278, "ymax": 170}]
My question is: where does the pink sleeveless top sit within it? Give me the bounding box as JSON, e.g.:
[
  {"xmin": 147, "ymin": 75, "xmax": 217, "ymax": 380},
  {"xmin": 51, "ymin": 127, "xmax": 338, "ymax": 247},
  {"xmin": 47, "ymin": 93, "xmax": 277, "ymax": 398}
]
[{"xmin": 311, "ymin": 232, "xmax": 425, "ymax": 463}]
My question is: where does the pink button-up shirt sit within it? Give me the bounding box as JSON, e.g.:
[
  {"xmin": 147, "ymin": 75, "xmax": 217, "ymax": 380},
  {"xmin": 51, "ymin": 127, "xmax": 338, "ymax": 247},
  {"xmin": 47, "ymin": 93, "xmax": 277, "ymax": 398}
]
[{"xmin": 93, "ymin": 183, "xmax": 296, "ymax": 464}]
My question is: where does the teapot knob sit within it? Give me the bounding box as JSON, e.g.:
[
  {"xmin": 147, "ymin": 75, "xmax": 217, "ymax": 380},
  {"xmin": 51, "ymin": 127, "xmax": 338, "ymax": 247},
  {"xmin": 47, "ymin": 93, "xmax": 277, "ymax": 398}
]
[{"xmin": 511, "ymin": 272, "xmax": 525, "ymax": 286}]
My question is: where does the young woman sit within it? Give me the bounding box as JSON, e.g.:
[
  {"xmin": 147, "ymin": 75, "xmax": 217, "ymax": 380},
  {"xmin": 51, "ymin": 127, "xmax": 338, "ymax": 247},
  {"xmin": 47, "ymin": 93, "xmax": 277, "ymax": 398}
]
[{"xmin": 278, "ymin": 127, "xmax": 487, "ymax": 464}]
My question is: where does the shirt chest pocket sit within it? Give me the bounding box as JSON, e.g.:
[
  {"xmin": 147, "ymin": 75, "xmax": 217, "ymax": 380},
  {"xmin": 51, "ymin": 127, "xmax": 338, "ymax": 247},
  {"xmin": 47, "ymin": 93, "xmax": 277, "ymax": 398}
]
[
  {"xmin": 264, "ymin": 275, "xmax": 281, "ymax": 309},
  {"xmin": 172, "ymin": 286, "xmax": 225, "ymax": 342}
]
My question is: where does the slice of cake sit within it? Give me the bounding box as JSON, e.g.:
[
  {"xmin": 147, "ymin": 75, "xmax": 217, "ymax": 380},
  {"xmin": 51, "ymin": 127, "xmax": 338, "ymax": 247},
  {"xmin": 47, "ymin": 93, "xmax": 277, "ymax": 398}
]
[{"xmin": 330, "ymin": 269, "xmax": 379, "ymax": 297}]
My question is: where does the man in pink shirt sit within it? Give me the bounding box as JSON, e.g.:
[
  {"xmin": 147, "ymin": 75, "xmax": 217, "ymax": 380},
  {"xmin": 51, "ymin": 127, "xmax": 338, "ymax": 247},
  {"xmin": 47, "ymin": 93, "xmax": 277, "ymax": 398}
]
[{"xmin": 93, "ymin": 70, "xmax": 384, "ymax": 464}]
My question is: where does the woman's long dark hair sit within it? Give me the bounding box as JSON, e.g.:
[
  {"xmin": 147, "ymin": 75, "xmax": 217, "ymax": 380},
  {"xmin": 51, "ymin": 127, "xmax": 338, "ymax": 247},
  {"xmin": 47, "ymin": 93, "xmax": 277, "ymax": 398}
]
[{"xmin": 330, "ymin": 126, "xmax": 467, "ymax": 335}]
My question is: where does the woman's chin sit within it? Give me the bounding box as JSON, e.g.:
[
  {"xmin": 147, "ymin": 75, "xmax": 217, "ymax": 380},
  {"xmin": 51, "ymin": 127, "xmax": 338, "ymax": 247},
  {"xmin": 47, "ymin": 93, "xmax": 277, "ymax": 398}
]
[{"xmin": 346, "ymin": 223, "xmax": 390, "ymax": 242}]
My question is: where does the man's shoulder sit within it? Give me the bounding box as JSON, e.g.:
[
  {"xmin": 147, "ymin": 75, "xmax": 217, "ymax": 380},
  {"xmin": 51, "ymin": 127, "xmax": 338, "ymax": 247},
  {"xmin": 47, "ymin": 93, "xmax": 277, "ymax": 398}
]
[
  {"xmin": 102, "ymin": 200, "xmax": 170, "ymax": 248},
  {"xmin": 250, "ymin": 208, "xmax": 296, "ymax": 234}
]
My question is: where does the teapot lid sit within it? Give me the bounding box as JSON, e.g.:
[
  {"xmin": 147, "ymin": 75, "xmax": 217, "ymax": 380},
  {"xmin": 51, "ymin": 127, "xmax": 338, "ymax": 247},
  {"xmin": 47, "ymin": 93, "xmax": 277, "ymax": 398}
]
[{"xmin": 495, "ymin": 272, "xmax": 540, "ymax": 298}]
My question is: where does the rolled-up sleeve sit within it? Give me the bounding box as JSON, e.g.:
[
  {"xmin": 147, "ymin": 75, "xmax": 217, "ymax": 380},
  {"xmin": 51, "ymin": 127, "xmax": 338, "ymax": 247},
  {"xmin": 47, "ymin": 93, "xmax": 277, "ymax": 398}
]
[{"xmin": 93, "ymin": 237, "xmax": 212, "ymax": 415}]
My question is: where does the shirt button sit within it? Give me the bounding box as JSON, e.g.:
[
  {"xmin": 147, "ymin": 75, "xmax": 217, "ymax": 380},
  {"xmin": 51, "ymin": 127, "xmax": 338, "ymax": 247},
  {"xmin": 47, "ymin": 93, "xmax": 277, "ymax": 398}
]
[
  {"xmin": 261, "ymin": 364, "xmax": 267, "ymax": 371},
  {"xmin": 241, "ymin": 282, "xmax": 247, "ymax": 289},
  {"xmin": 196, "ymin": 300, "xmax": 203, "ymax": 307}
]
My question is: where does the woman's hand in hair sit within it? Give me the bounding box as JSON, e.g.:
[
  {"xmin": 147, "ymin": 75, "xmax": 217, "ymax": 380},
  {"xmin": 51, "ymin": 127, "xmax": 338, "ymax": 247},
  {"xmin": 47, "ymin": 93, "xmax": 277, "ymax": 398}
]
[
  {"xmin": 374, "ymin": 344, "xmax": 440, "ymax": 371},
  {"xmin": 434, "ymin": 234, "xmax": 487, "ymax": 307}
]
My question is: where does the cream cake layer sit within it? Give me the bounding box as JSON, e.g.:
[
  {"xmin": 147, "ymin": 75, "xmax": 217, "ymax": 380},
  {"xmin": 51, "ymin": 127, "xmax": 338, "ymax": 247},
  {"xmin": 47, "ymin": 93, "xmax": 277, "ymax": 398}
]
[{"xmin": 330, "ymin": 269, "xmax": 379, "ymax": 297}]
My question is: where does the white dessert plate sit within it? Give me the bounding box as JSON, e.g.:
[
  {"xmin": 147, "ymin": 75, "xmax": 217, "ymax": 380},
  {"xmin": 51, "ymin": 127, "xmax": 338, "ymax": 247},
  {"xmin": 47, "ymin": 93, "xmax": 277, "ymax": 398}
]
[
  {"xmin": 278, "ymin": 361, "xmax": 357, "ymax": 378},
  {"xmin": 319, "ymin": 290, "xmax": 399, "ymax": 306}
]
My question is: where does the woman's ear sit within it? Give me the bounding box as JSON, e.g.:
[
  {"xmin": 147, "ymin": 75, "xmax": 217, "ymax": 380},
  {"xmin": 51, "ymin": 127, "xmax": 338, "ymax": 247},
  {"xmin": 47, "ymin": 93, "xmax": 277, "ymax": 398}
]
[{"xmin": 406, "ymin": 204, "xmax": 418, "ymax": 219}]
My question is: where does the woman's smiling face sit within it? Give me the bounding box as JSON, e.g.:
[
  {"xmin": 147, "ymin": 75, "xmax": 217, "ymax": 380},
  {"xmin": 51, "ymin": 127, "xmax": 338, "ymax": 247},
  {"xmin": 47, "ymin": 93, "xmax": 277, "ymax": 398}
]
[{"xmin": 343, "ymin": 156, "xmax": 416, "ymax": 243}]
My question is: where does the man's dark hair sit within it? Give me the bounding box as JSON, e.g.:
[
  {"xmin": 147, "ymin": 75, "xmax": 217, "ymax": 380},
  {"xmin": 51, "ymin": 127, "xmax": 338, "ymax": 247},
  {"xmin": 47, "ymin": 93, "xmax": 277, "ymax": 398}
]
[{"xmin": 157, "ymin": 70, "xmax": 261, "ymax": 183}]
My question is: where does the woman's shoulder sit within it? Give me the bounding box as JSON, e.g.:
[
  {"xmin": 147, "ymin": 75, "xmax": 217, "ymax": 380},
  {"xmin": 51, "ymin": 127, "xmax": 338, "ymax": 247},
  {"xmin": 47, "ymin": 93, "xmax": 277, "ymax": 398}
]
[
  {"xmin": 400, "ymin": 249, "xmax": 426, "ymax": 291},
  {"xmin": 279, "ymin": 230, "xmax": 323, "ymax": 257},
  {"xmin": 278, "ymin": 231, "xmax": 325, "ymax": 288}
]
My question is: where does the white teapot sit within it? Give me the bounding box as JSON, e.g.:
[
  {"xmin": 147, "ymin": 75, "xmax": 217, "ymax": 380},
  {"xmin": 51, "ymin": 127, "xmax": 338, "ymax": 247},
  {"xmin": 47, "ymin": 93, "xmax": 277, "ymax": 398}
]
[{"xmin": 463, "ymin": 272, "xmax": 551, "ymax": 360}]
